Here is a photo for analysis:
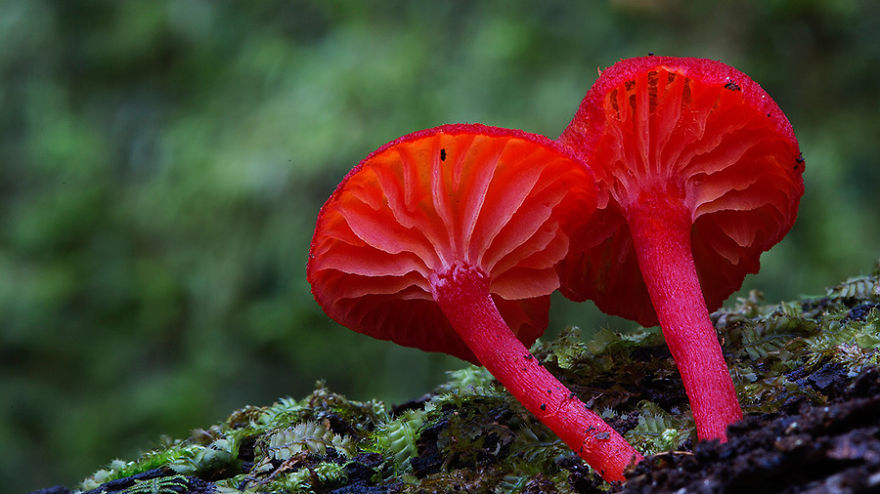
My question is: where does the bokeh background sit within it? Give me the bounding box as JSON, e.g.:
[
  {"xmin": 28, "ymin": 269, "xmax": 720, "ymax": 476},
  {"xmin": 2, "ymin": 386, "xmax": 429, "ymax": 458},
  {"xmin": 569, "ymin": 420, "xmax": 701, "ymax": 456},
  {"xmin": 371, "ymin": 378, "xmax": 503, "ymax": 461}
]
[{"xmin": 1, "ymin": 1, "xmax": 878, "ymax": 491}]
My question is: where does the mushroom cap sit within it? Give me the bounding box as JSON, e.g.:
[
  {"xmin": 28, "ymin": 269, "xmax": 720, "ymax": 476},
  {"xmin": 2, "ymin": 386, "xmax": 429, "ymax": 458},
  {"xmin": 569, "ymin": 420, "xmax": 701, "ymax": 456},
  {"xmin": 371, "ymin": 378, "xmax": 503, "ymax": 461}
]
[
  {"xmin": 557, "ymin": 56, "xmax": 804, "ymax": 326},
  {"xmin": 308, "ymin": 124, "xmax": 596, "ymax": 363}
]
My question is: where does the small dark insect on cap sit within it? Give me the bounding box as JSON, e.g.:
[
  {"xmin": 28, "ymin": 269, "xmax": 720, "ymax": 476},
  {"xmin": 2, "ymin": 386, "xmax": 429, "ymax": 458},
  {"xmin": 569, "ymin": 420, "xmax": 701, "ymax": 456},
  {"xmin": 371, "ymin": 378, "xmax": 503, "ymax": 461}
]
[{"xmin": 440, "ymin": 148, "xmax": 447, "ymax": 161}]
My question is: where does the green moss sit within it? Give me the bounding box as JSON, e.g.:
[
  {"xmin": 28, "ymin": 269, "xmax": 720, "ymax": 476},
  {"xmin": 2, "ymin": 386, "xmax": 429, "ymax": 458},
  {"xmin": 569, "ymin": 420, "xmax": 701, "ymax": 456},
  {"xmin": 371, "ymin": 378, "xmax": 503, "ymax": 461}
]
[
  {"xmin": 116, "ymin": 475, "xmax": 190, "ymax": 494},
  {"xmin": 624, "ymin": 402, "xmax": 691, "ymax": 456},
  {"xmin": 76, "ymin": 269, "xmax": 880, "ymax": 493},
  {"xmin": 369, "ymin": 409, "xmax": 425, "ymax": 473}
]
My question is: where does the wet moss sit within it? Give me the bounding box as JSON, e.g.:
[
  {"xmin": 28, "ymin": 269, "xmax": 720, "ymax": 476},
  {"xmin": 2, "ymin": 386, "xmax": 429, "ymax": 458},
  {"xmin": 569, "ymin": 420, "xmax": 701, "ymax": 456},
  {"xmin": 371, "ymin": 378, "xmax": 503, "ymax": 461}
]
[{"xmin": 71, "ymin": 268, "xmax": 880, "ymax": 493}]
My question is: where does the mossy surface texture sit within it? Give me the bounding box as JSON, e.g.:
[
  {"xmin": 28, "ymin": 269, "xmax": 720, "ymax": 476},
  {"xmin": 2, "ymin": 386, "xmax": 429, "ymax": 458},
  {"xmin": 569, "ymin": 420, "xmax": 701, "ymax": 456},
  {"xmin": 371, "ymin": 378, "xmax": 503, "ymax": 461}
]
[{"xmin": 56, "ymin": 267, "xmax": 880, "ymax": 494}]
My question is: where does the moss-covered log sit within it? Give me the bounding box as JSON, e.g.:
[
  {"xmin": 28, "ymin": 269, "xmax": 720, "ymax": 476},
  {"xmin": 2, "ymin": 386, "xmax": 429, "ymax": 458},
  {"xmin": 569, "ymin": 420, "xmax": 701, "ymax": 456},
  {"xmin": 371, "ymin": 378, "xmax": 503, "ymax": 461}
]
[{"xmin": 34, "ymin": 267, "xmax": 880, "ymax": 494}]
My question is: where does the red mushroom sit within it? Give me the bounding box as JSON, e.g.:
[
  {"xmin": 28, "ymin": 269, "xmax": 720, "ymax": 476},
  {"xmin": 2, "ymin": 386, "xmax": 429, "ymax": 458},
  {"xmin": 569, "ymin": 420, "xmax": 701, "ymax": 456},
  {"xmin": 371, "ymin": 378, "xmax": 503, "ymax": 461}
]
[
  {"xmin": 557, "ymin": 56, "xmax": 804, "ymax": 442},
  {"xmin": 308, "ymin": 123, "xmax": 642, "ymax": 481}
]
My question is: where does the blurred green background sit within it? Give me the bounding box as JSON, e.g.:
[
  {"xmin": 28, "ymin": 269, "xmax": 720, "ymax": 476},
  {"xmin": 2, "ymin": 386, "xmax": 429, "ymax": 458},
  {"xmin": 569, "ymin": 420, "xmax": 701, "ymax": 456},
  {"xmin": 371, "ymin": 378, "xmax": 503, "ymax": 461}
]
[{"xmin": 1, "ymin": 1, "xmax": 877, "ymax": 491}]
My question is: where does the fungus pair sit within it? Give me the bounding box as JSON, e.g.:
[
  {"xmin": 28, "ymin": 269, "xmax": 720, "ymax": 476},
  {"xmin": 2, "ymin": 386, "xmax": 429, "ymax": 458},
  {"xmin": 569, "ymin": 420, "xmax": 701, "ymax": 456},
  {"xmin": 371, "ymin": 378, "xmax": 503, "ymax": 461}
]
[{"xmin": 307, "ymin": 56, "xmax": 803, "ymax": 480}]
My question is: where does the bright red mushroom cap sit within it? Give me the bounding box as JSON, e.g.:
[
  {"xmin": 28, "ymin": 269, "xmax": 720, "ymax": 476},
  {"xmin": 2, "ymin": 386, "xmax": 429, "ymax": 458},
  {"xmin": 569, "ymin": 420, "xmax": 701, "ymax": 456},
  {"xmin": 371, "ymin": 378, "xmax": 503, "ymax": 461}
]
[
  {"xmin": 557, "ymin": 56, "xmax": 804, "ymax": 326},
  {"xmin": 308, "ymin": 124, "xmax": 596, "ymax": 364}
]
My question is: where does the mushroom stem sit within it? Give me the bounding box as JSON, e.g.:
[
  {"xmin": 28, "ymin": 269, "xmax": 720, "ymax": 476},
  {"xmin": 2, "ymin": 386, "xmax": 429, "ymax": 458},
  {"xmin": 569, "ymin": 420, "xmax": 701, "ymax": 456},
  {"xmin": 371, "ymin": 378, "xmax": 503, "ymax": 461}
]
[
  {"xmin": 430, "ymin": 264, "xmax": 642, "ymax": 482},
  {"xmin": 625, "ymin": 189, "xmax": 743, "ymax": 442}
]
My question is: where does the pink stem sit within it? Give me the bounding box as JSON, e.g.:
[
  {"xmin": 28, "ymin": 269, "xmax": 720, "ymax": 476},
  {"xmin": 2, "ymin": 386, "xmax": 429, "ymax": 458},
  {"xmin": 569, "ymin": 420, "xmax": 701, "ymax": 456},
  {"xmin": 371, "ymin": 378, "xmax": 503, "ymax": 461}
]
[
  {"xmin": 431, "ymin": 265, "xmax": 642, "ymax": 482},
  {"xmin": 625, "ymin": 190, "xmax": 742, "ymax": 441}
]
